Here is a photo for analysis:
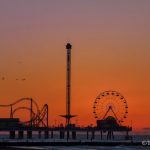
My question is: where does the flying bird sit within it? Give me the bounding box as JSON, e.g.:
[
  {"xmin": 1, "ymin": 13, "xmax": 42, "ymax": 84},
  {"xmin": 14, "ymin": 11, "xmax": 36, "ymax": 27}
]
[
  {"xmin": 22, "ymin": 78, "xmax": 26, "ymax": 81},
  {"xmin": 2, "ymin": 77, "xmax": 5, "ymax": 80}
]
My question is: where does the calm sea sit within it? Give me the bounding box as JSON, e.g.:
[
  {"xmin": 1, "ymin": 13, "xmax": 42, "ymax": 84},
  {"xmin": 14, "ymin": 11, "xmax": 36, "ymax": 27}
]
[
  {"xmin": 0, "ymin": 133, "xmax": 150, "ymax": 150},
  {"xmin": 8, "ymin": 146, "xmax": 150, "ymax": 150}
]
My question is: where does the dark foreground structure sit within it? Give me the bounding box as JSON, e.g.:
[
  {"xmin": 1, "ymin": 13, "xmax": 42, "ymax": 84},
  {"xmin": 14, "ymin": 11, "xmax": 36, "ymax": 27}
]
[
  {"xmin": 0, "ymin": 118, "xmax": 131, "ymax": 141},
  {"xmin": 0, "ymin": 44, "xmax": 133, "ymax": 147}
]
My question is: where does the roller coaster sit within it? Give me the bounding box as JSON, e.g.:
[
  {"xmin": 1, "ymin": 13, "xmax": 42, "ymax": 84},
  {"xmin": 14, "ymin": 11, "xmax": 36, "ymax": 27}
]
[
  {"xmin": 0, "ymin": 96, "xmax": 132, "ymax": 141},
  {"xmin": 0, "ymin": 98, "xmax": 48, "ymax": 127}
]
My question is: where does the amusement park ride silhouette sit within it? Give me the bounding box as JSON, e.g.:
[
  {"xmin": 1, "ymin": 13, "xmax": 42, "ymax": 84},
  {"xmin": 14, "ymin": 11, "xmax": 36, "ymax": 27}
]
[
  {"xmin": 0, "ymin": 98, "xmax": 48, "ymax": 127},
  {"xmin": 93, "ymin": 90, "xmax": 128, "ymax": 126},
  {"xmin": 93, "ymin": 90, "xmax": 130, "ymax": 139},
  {"xmin": 0, "ymin": 43, "xmax": 132, "ymax": 140}
]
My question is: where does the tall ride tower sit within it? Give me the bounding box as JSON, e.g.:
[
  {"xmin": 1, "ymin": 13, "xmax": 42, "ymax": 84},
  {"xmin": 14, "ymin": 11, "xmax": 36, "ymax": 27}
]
[{"xmin": 61, "ymin": 43, "xmax": 75, "ymax": 126}]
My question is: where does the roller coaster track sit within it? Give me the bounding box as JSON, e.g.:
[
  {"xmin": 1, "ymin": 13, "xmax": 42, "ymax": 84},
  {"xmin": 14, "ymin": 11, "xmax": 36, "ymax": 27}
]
[
  {"xmin": 0, "ymin": 98, "xmax": 39, "ymax": 111},
  {"xmin": 31, "ymin": 104, "xmax": 48, "ymax": 127},
  {"xmin": 0, "ymin": 98, "xmax": 48, "ymax": 127}
]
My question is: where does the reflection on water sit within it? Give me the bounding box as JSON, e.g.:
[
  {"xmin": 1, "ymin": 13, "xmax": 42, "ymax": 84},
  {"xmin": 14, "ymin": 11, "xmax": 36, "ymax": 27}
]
[
  {"xmin": 10, "ymin": 145, "xmax": 149, "ymax": 150},
  {"xmin": 0, "ymin": 132, "xmax": 150, "ymax": 141},
  {"xmin": 0, "ymin": 133, "xmax": 150, "ymax": 150}
]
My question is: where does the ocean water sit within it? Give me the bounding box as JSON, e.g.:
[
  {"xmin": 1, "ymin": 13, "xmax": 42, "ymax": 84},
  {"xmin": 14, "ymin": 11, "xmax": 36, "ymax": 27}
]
[
  {"xmin": 1, "ymin": 132, "xmax": 150, "ymax": 142},
  {"xmin": 0, "ymin": 133, "xmax": 150, "ymax": 149},
  {"xmin": 10, "ymin": 146, "xmax": 150, "ymax": 150}
]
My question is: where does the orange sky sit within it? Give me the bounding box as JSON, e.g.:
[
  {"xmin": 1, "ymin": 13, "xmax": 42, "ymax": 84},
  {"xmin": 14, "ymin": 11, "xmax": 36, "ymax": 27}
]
[{"xmin": 0, "ymin": 0, "xmax": 150, "ymax": 133}]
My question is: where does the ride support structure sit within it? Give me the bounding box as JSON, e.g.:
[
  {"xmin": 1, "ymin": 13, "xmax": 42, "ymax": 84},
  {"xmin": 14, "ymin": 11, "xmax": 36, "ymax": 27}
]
[
  {"xmin": 0, "ymin": 97, "xmax": 49, "ymax": 128},
  {"xmin": 61, "ymin": 43, "xmax": 76, "ymax": 127}
]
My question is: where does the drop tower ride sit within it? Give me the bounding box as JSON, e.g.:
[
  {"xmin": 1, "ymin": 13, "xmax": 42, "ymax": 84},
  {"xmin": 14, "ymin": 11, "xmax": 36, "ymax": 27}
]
[{"xmin": 61, "ymin": 43, "xmax": 76, "ymax": 127}]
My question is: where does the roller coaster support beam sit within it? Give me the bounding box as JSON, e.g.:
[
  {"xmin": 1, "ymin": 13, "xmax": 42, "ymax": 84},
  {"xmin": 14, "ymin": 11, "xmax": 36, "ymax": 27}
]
[
  {"xmin": 46, "ymin": 104, "xmax": 49, "ymax": 127},
  {"xmin": 30, "ymin": 98, "xmax": 33, "ymax": 127},
  {"xmin": 10, "ymin": 106, "xmax": 13, "ymax": 118}
]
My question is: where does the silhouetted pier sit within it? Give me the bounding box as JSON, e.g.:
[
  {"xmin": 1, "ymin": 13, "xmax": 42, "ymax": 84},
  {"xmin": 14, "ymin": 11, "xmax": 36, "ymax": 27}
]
[
  {"xmin": 0, "ymin": 125, "xmax": 132, "ymax": 141},
  {"xmin": 0, "ymin": 44, "xmax": 133, "ymax": 146}
]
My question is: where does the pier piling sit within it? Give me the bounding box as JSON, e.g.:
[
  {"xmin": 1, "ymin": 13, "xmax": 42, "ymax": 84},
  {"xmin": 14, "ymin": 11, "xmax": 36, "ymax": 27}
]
[
  {"xmin": 44, "ymin": 130, "xmax": 49, "ymax": 139},
  {"xmin": 100, "ymin": 130, "xmax": 103, "ymax": 140},
  {"xmin": 60, "ymin": 131, "xmax": 65, "ymax": 139},
  {"xmin": 27, "ymin": 131, "xmax": 32, "ymax": 139},
  {"xmin": 51, "ymin": 130, "xmax": 53, "ymax": 138},
  {"xmin": 72, "ymin": 131, "xmax": 76, "ymax": 139},
  {"xmin": 38, "ymin": 131, "xmax": 41, "ymax": 139},
  {"xmin": 92, "ymin": 131, "xmax": 95, "ymax": 139},
  {"xmin": 67, "ymin": 131, "xmax": 70, "ymax": 139},
  {"xmin": 18, "ymin": 131, "xmax": 24, "ymax": 139},
  {"xmin": 9, "ymin": 131, "xmax": 15, "ymax": 139},
  {"xmin": 87, "ymin": 131, "xmax": 89, "ymax": 139}
]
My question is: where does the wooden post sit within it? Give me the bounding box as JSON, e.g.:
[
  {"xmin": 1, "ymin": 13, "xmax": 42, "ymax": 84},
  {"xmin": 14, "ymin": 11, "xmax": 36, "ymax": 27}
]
[
  {"xmin": 27, "ymin": 130, "xmax": 32, "ymax": 139},
  {"xmin": 18, "ymin": 131, "xmax": 24, "ymax": 139},
  {"xmin": 60, "ymin": 131, "xmax": 65, "ymax": 139},
  {"xmin": 67, "ymin": 130, "xmax": 69, "ymax": 141},
  {"xmin": 44, "ymin": 130, "xmax": 49, "ymax": 139},
  {"xmin": 38, "ymin": 131, "xmax": 41, "ymax": 139},
  {"xmin": 9, "ymin": 131, "xmax": 15, "ymax": 139},
  {"xmin": 92, "ymin": 131, "xmax": 95, "ymax": 139},
  {"xmin": 87, "ymin": 131, "xmax": 89, "ymax": 139},
  {"xmin": 72, "ymin": 131, "xmax": 76, "ymax": 139},
  {"xmin": 51, "ymin": 130, "xmax": 53, "ymax": 138},
  {"xmin": 101, "ymin": 130, "xmax": 103, "ymax": 140}
]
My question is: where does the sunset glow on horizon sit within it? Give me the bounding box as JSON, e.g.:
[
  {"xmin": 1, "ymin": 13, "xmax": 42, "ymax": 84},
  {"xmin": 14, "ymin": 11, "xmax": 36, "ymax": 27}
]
[{"xmin": 0, "ymin": 0, "xmax": 150, "ymax": 133}]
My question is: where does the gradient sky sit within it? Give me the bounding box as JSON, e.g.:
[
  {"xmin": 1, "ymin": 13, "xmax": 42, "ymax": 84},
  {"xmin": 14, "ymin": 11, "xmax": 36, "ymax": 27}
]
[{"xmin": 0, "ymin": 0, "xmax": 150, "ymax": 133}]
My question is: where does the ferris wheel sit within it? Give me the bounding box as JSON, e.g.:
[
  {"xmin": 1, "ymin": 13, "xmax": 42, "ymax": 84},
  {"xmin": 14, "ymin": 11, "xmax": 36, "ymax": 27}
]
[{"xmin": 93, "ymin": 90, "xmax": 128, "ymax": 124}]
